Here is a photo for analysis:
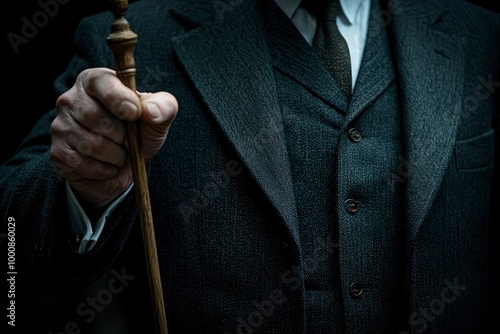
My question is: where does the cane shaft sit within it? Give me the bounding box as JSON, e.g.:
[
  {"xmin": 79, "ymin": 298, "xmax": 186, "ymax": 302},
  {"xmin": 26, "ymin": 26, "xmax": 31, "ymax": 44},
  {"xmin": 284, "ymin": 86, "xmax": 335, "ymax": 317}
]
[{"xmin": 106, "ymin": 1, "xmax": 168, "ymax": 333}]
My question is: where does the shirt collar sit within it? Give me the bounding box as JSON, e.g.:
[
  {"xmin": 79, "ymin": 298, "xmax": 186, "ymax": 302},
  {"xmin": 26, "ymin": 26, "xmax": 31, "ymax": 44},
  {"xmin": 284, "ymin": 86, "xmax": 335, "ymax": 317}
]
[{"xmin": 274, "ymin": 0, "xmax": 366, "ymax": 25}]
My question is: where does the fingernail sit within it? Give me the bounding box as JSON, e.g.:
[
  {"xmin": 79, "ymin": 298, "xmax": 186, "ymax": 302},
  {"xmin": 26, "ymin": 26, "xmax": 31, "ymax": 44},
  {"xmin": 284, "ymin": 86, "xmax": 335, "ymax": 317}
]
[
  {"xmin": 147, "ymin": 102, "xmax": 161, "ymax": 120},
  {"xmin": 118, "ymin": 101, "xmax": 139, "ymax": 119}
]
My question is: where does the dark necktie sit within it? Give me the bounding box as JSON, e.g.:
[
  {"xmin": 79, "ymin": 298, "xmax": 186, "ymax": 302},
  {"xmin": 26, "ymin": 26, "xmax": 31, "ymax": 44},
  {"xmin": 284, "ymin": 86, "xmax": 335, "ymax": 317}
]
[{"xmin": 304, "ymin": 0, "xmax": 352, "ymax": 100}]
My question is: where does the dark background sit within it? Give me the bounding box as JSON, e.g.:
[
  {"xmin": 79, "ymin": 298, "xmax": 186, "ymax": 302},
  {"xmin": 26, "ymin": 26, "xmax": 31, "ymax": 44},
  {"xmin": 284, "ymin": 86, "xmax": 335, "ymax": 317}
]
[
  {"xmin": 2, "ymin": 0, "xmax": 138, "ymax": 164},
  {"xmin": 2, "ymin": 0, "xmax": 499, "ymax": 164}
]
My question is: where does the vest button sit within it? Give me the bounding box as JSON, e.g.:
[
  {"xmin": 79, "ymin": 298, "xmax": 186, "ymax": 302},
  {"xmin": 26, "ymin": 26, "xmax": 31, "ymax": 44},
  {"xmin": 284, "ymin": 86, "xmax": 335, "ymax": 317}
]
[
  {"xmin": 345, "ymin": 199, "xmax": 361, "ymax": 214},
  {"xmin": 348, "ymin": 128, "xmax": 362, "ymax": 142},
  {"xmin": 349, "ymin": 282, "xmax": 364, "ymax": 298}
]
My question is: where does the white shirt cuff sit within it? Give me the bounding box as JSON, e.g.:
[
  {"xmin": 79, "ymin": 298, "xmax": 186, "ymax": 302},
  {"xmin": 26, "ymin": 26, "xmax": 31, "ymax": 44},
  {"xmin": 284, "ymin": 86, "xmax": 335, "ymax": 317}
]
[{"xmin": 65, "ymin": 181, "xmax": 134, "ymax": 254}]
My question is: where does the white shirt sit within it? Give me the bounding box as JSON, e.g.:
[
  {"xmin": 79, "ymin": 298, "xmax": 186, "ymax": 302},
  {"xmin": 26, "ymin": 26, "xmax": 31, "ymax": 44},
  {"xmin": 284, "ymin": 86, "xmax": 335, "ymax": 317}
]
[
  {"xmin": 66, "ymin": 182, "xmax": 133, "ymax": 254},
  {"xmin": 68, "ymin": 0, "xmax": 371, "ymax": 254}
]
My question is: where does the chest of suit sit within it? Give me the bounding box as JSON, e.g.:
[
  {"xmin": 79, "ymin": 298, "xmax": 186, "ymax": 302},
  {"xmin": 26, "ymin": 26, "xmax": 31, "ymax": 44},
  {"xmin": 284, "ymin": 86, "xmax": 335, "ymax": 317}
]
[{"xmin": 263, "ymin": 0, "xmax": 409, "ymax": 331}]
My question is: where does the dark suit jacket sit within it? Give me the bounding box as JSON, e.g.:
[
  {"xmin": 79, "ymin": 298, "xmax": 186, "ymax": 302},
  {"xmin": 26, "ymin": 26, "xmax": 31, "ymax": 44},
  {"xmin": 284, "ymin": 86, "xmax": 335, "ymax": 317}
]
[{"xmin": 1, "ymin": 0, "xmax": 499, "ymax": 332}]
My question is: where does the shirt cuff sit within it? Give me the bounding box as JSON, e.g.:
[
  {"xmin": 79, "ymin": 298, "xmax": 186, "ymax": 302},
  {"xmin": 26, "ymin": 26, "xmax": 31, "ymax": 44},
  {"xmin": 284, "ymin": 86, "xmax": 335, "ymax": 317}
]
[{"xmin": 65, "ymin": 181, "xmax": 134, "ymax": 254}]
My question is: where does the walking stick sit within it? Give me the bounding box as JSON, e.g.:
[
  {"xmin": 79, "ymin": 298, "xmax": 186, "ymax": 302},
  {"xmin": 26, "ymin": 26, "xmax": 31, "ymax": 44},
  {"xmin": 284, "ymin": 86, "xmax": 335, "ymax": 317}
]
[{"xmin": 106, "ymin": 1, "xmax": 168, "ymax": 333}]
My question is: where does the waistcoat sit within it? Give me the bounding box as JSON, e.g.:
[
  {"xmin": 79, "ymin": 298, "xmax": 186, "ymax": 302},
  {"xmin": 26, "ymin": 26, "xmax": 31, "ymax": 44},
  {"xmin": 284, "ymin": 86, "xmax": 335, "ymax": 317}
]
[{"xmin": 263, "ymin": 0, "xmax": 409, "ymax": 331}]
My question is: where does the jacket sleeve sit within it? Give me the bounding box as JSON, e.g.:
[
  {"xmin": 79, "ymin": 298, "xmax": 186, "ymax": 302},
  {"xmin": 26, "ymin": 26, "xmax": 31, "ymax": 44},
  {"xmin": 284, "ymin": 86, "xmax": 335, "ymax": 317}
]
[{"xmin": 0, "ymin": 13, "xmax": 140, "ymax": 296}]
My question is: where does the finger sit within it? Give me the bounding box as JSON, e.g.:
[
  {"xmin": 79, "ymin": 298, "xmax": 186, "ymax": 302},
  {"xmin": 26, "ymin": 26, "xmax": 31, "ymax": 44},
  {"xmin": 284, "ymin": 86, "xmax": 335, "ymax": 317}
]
[
  {"xmin": 66, "ymin": 127, "xmax": 128, "ymax": 168},
  {"xmin": 80, "ymin": 68, "xmax": 142, "ymax": 122},
  {"xmin": 139, "ymin": 91, "xmax": 178, "ymax": 126},
  {"xmin": 50, "ymin": 145, "xmax": 120, "ymax": 182},
  {"xmin": 56, "ymin": 92, "xmax": 126, "ymax": 145},
  {"xmin": 51, "ymin": 113, "xmax": 128, "ymax": 168}
]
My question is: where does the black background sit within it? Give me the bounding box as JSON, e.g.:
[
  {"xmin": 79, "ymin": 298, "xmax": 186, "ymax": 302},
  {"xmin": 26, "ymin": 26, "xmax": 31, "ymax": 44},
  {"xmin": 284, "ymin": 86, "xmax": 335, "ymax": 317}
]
[{"xmin": 3, "ymin": 0, "xmax": 141, "ymax": 164}]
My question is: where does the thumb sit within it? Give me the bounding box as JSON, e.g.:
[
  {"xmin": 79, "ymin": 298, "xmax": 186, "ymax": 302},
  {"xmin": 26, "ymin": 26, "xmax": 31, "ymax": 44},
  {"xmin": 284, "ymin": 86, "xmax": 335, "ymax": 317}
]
[
  {"xmin": 139, "ymin": 91, "xmax": 178, "ymax": 127},
  {"xmin": 136, "ymin": 91, "xmax": 178, "ymax": 160}
]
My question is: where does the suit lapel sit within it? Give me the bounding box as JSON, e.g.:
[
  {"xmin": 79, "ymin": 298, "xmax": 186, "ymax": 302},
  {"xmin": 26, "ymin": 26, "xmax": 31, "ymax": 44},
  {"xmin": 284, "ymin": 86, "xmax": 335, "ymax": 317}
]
[
  {"xmin": 168, "ymin": 0, "xmax": 467, "ymax": 246},
  {"xmin": 389, "ymin": 0, "xmax": 466, "ymax": 241},
  {"xmin": 170, "ymin": 0, "xmax": 300, "ymax": 242}
]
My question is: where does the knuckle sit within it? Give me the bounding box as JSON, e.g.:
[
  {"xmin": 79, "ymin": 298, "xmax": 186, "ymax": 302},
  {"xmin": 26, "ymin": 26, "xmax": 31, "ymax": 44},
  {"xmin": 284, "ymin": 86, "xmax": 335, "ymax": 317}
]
[
  {"xmin": 80, "ymin": 68, "xmax": 99, "ymax": 85},
  {"xmin": 50, "ymin": 118, "xmax": 63, "ymax": 136},
  {"xmin": 55, "ymin": 92, "xmax": 72, "ymax": 112},
  {"xmin": 49, "ymin": 146, "xmax": 62, "ymax": 164}
]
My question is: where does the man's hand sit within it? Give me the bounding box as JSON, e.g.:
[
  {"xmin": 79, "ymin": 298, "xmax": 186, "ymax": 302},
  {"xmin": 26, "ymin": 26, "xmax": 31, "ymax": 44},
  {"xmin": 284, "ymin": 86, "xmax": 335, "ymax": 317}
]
[{"xmin": 50, "ymin": 67, "xmax": 178, "ymax": 208}]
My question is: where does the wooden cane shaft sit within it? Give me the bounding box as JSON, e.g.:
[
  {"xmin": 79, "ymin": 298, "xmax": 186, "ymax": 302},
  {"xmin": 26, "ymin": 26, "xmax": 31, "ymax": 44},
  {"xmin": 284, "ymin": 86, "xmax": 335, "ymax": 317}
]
[
  {"xmin": 126, "ymin": 121, "xmax": 168, "ymax": 334},
  {"xmin": 106, "ymin": 1, "xmax": 168, "ymax": 333}
]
